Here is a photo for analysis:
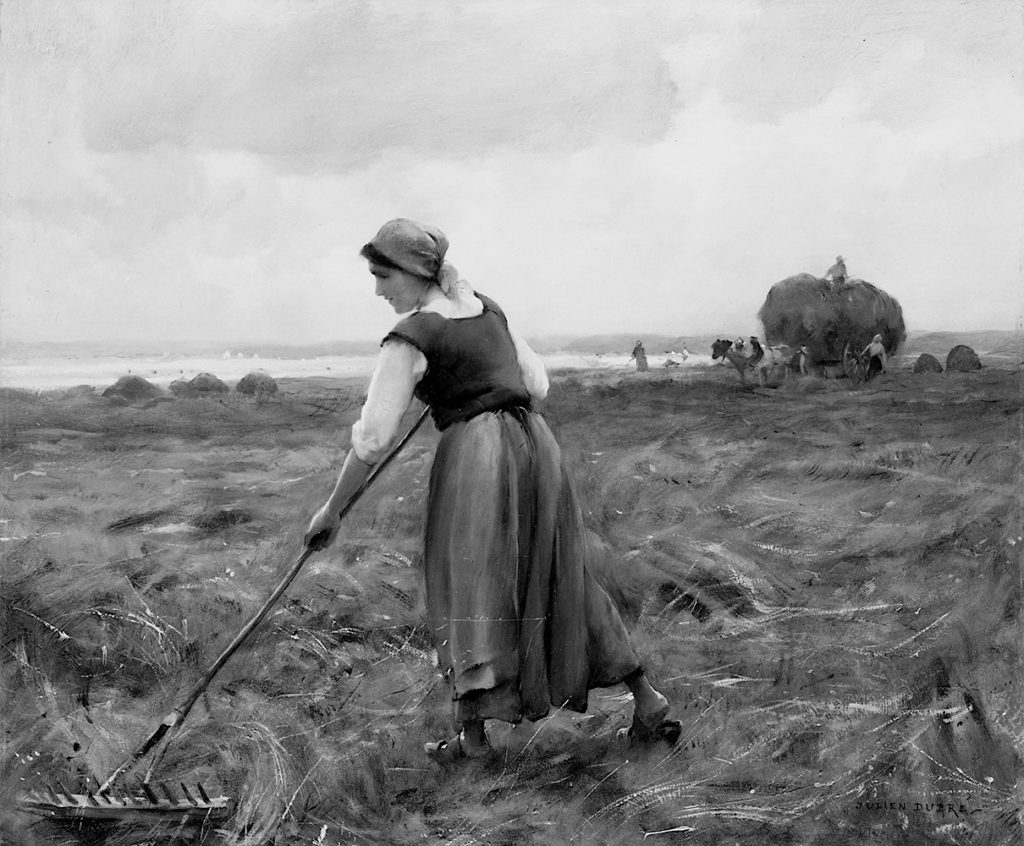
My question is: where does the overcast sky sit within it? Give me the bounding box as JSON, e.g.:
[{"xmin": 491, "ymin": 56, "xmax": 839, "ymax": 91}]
[{"xmin": 2, "ymin": 0, "xmax": 1022, "ymax": 346}]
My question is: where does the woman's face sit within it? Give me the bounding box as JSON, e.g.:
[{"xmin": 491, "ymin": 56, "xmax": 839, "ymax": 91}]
[{"xmin": 368, "ymin": 262, "xmax": 426, "ymax": 314}]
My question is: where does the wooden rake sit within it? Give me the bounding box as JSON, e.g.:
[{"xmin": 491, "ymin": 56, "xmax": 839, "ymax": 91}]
[{"xmin": 20, "ymin": 406, "xmax": 431, "ymax": 824}]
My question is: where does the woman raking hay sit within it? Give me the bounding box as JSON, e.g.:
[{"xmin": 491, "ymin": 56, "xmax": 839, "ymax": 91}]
[{"xmin": 305, "ymin": 218, "xmax": 679, "ymax": 763}]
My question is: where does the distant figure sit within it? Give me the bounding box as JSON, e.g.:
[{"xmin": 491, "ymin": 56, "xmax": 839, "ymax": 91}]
[
  {"xmin": 748, "ymin": 336, "xmax": 764, "ymax": 360},
  {"xmin": 630, "ymin": 340, "xmax": 649, "ymax": 372},
  {"xmin": 680, "ymin": 344, "xmax": 689, "ymax": 360},
  {"xmin": 861, "ymin": 333, "xmax": 887, "ymax": 374},
  {"xmin": 799, "ymin": 344, "xmax": 810, "ymax": 375},
  {"xmin": 826, "ymin": 255, "xmax": 847, "ymax": 286}
]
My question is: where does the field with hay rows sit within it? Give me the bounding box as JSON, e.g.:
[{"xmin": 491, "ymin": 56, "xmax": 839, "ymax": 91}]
[{"xmin": 1, "ymin": 363, "xmax": 1021, "ymax": 845}]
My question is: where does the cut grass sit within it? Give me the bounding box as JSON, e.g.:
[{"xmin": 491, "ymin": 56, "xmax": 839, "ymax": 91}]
[{"xmin": 1, "ymin": 367, "xmax": 1021, "ymax": 845}]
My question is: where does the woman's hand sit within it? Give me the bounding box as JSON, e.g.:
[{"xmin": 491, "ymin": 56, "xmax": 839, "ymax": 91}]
[
  {"xmin": 304, "ymin": 502, "xmax": 342, "ymax": 551},
  {"xmin": 303, "ymin": 451, "xmax": 375, "ymax": 552}
]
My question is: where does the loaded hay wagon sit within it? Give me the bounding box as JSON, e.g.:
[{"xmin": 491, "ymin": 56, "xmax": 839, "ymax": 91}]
[{"xmin": 758, "ymin": 273, "xmax": 905, "ymax": 381}]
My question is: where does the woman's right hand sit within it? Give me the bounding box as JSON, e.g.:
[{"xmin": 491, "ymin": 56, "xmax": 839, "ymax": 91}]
[
  {"xmin": 303, "ymin": 451, "xmax": 376, "ymax": 552},
  {"xmin": 304, "ymin": 502, "xmax": 341, "ymax": 551}
]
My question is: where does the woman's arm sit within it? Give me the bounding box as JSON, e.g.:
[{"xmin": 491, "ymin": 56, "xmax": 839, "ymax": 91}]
[
  {"xmin": 351, "ymin": 340, "xmax": 426, "ymax": 462},
  {"xmin": 507, "ymin": 323, "xmax": 549, "ymax": 401},
  {"xmin": 304, "ymin": 340, "xmax": 426, "ymax": 548}
]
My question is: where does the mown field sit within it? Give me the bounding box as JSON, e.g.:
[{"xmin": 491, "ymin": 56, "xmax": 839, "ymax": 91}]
[{"xmin": 1, "ymin": 360, "xmax": 1021, "ymax": 846}]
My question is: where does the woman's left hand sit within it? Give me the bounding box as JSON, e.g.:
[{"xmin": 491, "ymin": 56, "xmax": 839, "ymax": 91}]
[{"xmin": 304, "ymin": 503, "xmax": 342, "ymax": 551}]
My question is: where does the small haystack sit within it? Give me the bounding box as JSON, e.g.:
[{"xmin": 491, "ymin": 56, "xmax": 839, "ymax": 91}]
[
  {"xmin": 62, "ymin": 385, "xmax": 97, "ymax": 400},
  {"xmin": 102, "ymin": 375, "xmax": 162, "ymax": 402},
  {"xmin": 946, "ymin": 345, "xmax": 981, "ymax": 372},
  {"xmin": 758, "ymin": 274, "xmax": 906, "ymax": 363},
  {"xmin": 236, "ymin": 371, "xmax": 279, "ymax": 396},
  {"xmin": 0, "ymin": 387, "xmax": 39, "ymax": 404},
  {"xmin": 912, "ymin": 353, "xmax": 943, "ymax": 374},
  {"xmin": 169, "ymin": 379, "xmax": 200, "ymax": 398},
  {"xmin": 190, "ymin": 372, "xmax": 230, "ymax": 393}
]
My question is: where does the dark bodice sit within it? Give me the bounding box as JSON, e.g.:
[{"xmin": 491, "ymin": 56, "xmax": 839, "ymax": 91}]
[{"xmin": 383, "ymin": 294, "xmax": 532, "ymax": 430}]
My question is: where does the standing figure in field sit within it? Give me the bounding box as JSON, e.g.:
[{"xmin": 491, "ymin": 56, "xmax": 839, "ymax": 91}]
[
  {"xmin": 305, "ymin": 218, "xmax": 678, "ymax": 764},
  {"xmin": 748, "ymin": 336, "xmax": 765, "ymax": 362},
  {"xmin": 861, "ymin": 333, "xmax": 888, "ymax": 375},
  {"xmin": 630, "ymin": 340, "xmax": 649, "ymax": 372},
  {"xmin": 798, "ymin": 345, "xmax": 811, "ymax": 376},
  {"xmin": 826, "ymin": 255, "xmax": 847, "ymax": 286}
]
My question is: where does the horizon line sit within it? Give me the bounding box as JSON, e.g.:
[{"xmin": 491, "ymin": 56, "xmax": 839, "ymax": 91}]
[{"xmin": 2, "ymin": 326, "xmax": 1022, "ymax": 349}]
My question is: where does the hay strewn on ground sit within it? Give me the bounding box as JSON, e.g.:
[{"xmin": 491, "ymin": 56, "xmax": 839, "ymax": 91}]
[{"xmin": 1, "ymin": 365, "xmax": 1021, "ymax": 846}]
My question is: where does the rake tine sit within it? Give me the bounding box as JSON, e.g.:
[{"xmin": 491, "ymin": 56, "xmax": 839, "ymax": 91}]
[
  {"xmin": 196, "ymin": 782, "xmax": 211, "ymax": 803},
  {"xmin": 179, "ymin": 783, "xmax": 197, "ymax": 806},
  {"xmin": 159, "ymin": 782, "xmax": 177, "ymax": 805},
  {"xmin": 141, "ymin": 781, "xmax": 161, "ymax": 805},
  {"xmin": 62, "ymin": 409, "xmax": 430, "ymax": 817},
  {"xmin": 55, "ymin": 781, "xmax": 77, "ymax": 805},
  {"xmin": 85, "ymin": 792, "xmax": 101, "ymax": 807},
  {"xmin": 45, "ymin": 785, "xmax": 61, "ymax": 805}
]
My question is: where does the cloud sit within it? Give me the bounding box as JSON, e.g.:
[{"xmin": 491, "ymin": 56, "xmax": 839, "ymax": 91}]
[
  {"xmin": 2, "ymin": 0, "xmax": 1022, "ymax": 345},
  {"xmin": 21, "ymin": 1, "xmax": 682, "ymax": 172}
]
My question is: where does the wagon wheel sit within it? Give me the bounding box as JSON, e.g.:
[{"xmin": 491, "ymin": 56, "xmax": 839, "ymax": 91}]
[{"xmin": 842, "ymin": 343, "xmax": 862, "ymax": 382}]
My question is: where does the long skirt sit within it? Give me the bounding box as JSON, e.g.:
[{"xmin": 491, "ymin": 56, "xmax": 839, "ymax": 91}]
[{"xmin": 423, "ymin": 407, "xmax": 641, "ymax": 725}]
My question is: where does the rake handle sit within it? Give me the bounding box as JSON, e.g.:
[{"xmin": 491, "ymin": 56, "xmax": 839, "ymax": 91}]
[{"xmin": 99, "ymin": 405, "xmax": 431, "ymax": 792}]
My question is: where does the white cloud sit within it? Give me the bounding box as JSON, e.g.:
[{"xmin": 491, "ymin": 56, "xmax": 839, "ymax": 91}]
[{"xmin": 2, "ymin": 0, "xmax": 1022, "ymax": 345}]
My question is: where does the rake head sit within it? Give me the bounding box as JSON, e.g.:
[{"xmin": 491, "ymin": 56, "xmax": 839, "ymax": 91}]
[{"xmin": 21, "ymin": 780, "xmax": 231, "ymax": 825}]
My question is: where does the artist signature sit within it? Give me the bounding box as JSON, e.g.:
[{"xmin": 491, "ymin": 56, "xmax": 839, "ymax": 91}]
[{"xmin": 853, "ymin": 800, "xmax": 1020, "ymax": 827}]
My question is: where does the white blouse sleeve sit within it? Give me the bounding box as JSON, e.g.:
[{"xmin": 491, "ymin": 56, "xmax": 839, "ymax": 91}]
[
  {"xmin": 507, "ymin": 323, "xmax": 549, "ymax": 401},
  {"xmin": 350, "ymin": 339, "xmax": 427, "ymax": 464}
]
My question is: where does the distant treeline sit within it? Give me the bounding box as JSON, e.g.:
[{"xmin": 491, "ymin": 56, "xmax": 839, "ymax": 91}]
[
  {"xmin": 3, "ymin": 330, "xmax": 1020, "ymax": 360},
  {"xmin": 900, "ymin": 330, "xmax": 1023, "ymax": 359}
]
